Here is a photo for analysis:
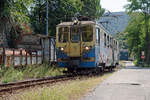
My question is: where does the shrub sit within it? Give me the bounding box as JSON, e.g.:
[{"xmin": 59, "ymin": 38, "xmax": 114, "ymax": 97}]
[
  {"xmin": 2, "ymin": 67, "xmax": 24, "ymax": 83},
  {"xmin": 0, "ymin": 64, "xmax": 64, "ymax": 83}
]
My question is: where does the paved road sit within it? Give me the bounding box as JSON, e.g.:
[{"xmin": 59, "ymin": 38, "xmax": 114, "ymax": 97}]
[{"xmin": 81, "ymin": 61, "xmax": 150, "ymax": 100}]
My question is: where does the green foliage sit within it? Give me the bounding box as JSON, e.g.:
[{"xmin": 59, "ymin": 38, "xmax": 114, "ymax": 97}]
[
  {"xmin": 23, "ymin": 64, "xmax": 64, "ymax": 78},
  {"xmin": 124, "ymin": 12, "xmax": 146, "ymax": 64},
  {"xmin": 115, "ymin": 32, "xmax": 128, "ymax": 49},
  {"xmin": 0, "ymin": 64, "xmax": 64, "ymax": 83},
  {"xmin": 2, "ymin": 67, "xmax": 24, "ymax": 83},
  {"xmin": 125, "ymin": 0, "xmax": 150, "ymax": 65},
  {"xmin": 30, "ymin": 0, "xmax": 104, "ymax": 35},
  {"xmin": 1, "ymin": 0, "xmax": 104, "ymax": 37},
  {"xmin": 125, "ymin": 0, "xmax": 150, "ymax": 13},
  {"xmin": 0, "ymin": 0, "xmax": 34, "ymax": 23},
  {"xmin": 30, "ymin": 0, "xmax": 82, "ymax": 35},
  {"xmin": 80, "ymin": 0, "xmax": 105, "ymax": 18}
]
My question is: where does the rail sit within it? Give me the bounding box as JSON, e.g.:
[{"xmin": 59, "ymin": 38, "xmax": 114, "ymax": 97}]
[{"xmin": 0, "ymin": 75, "xmax": 76, "ymax": 96}]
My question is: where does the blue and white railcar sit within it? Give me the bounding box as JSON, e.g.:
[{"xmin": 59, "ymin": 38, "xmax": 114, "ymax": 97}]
[{"xmin": 56, "ymin": 20, "xmax": 119, "ymax": 71}]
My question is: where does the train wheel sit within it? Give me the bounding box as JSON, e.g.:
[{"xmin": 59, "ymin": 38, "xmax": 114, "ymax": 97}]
[
  {"xmin": 108, "ymin": 66, "xmax": 113, "ymax": 72},
  {"xmin": 98, "ymin": 67, "xmax": 104, "ymax": 73}
]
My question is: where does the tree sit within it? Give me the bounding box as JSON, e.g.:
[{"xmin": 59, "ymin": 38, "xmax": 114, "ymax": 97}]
[
  {"xmin": 0, "ymin": 0, "xmax": 34, "ymax": 48},
  {"xmin": 115, "ymin": 32, "xmax": 128, "ymax": 50},
  {"xmin": 125, "ymin": 0, "xmax": 150, "ymax": 64},
  {"xmin": 125, "ymin": 12, "xmax": 145, "ymax": 64},
  {"xmin": 80, "ymin": 0, "xmax": 105, "ymax": 19},
  {"xmin": 30, "ymin": 0, "xmax": 82, "ymax": 35},
  {"xmin": 30, "ymin": 0, "xmax": 105, "ymax": 36}
]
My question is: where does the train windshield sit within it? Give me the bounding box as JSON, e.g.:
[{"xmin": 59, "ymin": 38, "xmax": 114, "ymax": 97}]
[
  {"xmin": 81, "ymin": 25, "xmax": 93, "ymax": 42},
  {"xmin": 58, "ymin": 27, "xmax": 69, "ymax": 43},
  {"xmin": 71, "ymin": 27, "xmax": 80, "ymax": 43}
]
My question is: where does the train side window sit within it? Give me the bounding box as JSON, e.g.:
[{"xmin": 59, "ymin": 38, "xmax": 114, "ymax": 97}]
[
  {"xmin": 116, "ymin": 42, "xmax": 118, "ymax": 50},
  {"xmin": 117, "ymin": 42, "xmax": 119, "ymax": 50},
  {"xmin": 107, "ymin": 35, "xmax": 109, "ymax": 48},
  {"xmin": 96, "ymin": 28, "xmax": 100, "ymax": 44},
  {"xmin": 58, "ymin": 27, "xmax": 69, "ymax": 43},
  {"xmin": 111, "ymin": 37, "xmax": 113, "ymax": 48},
  {"xmin": 113, "ymin": 40, "xmax": 116, "ymax": 49},
  {"xmin": 109, "ymin": 37, "xmax": 111, "ymax": 48},
  {"xmin": 115, "ymin": 41, "xmax": 116, "ymax": 50},
  {"xmin": 104, "ymin": 33, "xmax": 106, "ymax": 47}
]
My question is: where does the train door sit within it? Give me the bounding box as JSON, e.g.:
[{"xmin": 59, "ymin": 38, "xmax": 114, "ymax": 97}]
[
  {"xmin": 96, "ymin": 27, "xmax": 101, "ymax": 64},
  {"xmin": 69, "ymin": 27, "xmax": 81, "ymax": 57}
]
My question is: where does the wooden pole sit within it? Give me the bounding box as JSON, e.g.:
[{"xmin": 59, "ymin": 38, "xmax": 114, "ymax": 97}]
[
  {"xmin": 20, "ymin": 49, "xmax": 22, "ymax": 66},
  {"xmin": 13, "ymin": 49, "xmax": 15, "ymax": 66},
  {"xmin": 25, "ymin": 51, "xmax": 27, "ymax": 65},
  {"xmin": 36, "ymin": 51, "xmax": 38, "ymax": 64}
]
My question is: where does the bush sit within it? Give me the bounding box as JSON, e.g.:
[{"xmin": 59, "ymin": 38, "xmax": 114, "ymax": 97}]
[
  {"xmin": 2, "ymin": 67, "xmax": 24, "ymax": 83},
  {"xmin": 134, "ymin": 59, "xmax": 139, "ymax": 66},
  {"xmin": 0, "ymin": 64, "xmax": 64, "ymax": 83}
]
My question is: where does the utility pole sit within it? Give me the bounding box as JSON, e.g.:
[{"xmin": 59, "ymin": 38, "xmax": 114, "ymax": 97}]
[{"xmin": 46, "ymin": 0, "xmax": 49, "ymax": 36}]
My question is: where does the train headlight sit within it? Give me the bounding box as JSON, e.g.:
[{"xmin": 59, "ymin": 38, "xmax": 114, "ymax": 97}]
[
  {"xmin": 74, "ymin": 19, "xmax": 78, "ymax": 24},
  {"xmin": 60, "ymin": 47, "xmax": 64, "ymax": 51},
  {"xmin": 73, "ymin": 17, "xmax": 78, "ymax": 25},
  {"xmin": 85, "ymin": 46, "xmax": 90, "ymax": 50}
]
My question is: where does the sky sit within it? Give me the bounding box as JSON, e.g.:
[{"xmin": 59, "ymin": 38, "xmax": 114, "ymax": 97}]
[{"xmin": 101, "ymin": 0, "xmax": 129, "ymax": 12}]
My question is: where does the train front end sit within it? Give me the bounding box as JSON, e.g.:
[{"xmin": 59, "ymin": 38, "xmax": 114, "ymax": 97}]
[{"xmin": 56, "ymin": 21, "xmax": 96, "ymax": 69}]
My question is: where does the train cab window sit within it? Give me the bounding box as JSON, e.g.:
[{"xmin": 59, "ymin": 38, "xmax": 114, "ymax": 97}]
[
  {"xmin": 104, "ymin": 33, "xmax": 106, "ymax": 47},
  {"xmin": 71, "ymin": 27, "xmax": 80, "ymax": 43},
  {"xmin": 58, "ymin": 27, "xmax": 69, "ymax": 43},
  {"xmin": 82, "ymin": 25, "xmax": 93, "ymax": 42},
  {"xmin": 96, "ymin": 28, "xmax": 100, "ymax": 43}
]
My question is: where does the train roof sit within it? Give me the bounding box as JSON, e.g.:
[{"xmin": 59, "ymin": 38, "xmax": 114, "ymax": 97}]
[{"xmin": 57, "ymin": 21, "xmax": 96, "ymax": 26}]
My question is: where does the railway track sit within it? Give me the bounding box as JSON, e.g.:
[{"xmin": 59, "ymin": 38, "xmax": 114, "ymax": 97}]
[
  {"xmin": 0, "ymin": 75, "xmax": 76, "ymax": 96},
  {"xmin": 0, "ymin": 69, "xmax": 116, "ymax": 97}
]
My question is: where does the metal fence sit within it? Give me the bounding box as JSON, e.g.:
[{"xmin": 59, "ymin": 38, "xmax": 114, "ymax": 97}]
[
  {"xmin": 0, "ymin": 36, "xmax": 57, "ymax": 67},
  {"xmin": 0, "ymin": 48, "xmax": 42, "ymax": 67}
]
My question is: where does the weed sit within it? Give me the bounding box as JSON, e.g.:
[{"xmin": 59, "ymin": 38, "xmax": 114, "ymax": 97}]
[
  {"xmin": 0, "ymin": 64, "xmax": 64, "ymax": 83},
  {"xmin": 2, "ymin": 67, "xmax": 24, "ymax": 83}
]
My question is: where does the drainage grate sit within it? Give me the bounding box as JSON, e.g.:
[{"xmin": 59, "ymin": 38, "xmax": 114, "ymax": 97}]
[
  {"xmin": 130, "ymin": 83, "xmax": 141, "ymax": 85},
  {"xmin": 107, "ymin": 83, "xmax": 141, "ymax": 86}
]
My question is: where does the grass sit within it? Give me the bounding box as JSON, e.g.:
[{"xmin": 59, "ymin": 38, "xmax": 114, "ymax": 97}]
[
  {"xmin": 8, "ymin": 72, "xmax": 114, "ymax": 100},
  {"xmin": 140, "ymin": 64, "xmax": 150, "ymax": 68},
  {"xmin": 0, "ymin": 64, "xmax": 65, "ymax": 83},
  {"xmin": 119, "ymin": 60, "xmax": 126, "ymax": 68}
]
